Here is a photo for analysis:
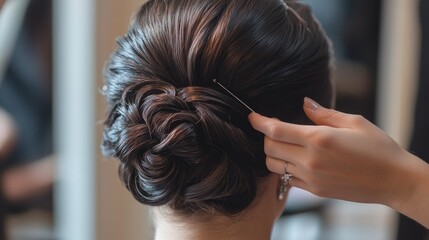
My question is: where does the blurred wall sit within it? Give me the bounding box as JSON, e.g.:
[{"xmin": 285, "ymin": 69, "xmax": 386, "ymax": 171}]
[
  {"xmin": 54, "ymin": 0, "xmax": 96, "ymax": 239},
  {"xmin": 377, "ymin": 0, "xmax": 420, "ymax": 147},
  {"xmin": 96, "ymin": 0, "xmax": 152, "ymax": 240},
  {"xmin": 54, "ymin": 0, "xmax": 152, "ymax": 239}
]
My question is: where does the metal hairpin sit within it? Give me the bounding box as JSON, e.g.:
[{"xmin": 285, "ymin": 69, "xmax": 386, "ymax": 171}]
[{"xmin": 213, "ymin": 79, "xmax": 255, "ymax": 112}]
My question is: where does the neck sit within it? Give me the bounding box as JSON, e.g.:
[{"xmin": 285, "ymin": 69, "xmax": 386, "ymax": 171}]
[
  {"xmin": 153, "ymin": 175, "xmax": 285, "ymax": 240},
  {"xmin": 154, "ymin": 210, "xmax": 274, "ymax": 240}
]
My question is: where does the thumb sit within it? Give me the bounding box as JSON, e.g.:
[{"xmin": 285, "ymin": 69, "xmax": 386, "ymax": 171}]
[{"xmin": 303, "ymin": 97, "xmax": 358, "ymax": 128}]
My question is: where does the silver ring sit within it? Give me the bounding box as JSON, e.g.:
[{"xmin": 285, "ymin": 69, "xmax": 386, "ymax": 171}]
[
  {"xmin": 282, "ymin": 162, "xmax": 293, "ymax": 184},
  {"xmin": 278, "ymin": 162, "xmax": 293, "ymax": 200}
]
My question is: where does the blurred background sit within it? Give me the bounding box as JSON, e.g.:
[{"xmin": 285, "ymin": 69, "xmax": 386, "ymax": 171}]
[{"xmin": 0, "ymin": 0, "xmax": 427, "ymax": 239}]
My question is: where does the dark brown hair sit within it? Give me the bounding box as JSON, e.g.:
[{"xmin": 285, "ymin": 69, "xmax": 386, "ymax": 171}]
[{"xmin": 102, "ymin": 0, "xmax": 332, "ymax": 216}]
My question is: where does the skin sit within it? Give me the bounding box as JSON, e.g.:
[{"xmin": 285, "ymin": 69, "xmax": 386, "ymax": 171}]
[
  {"xmin": 248, "ymin": 97, "xmax": 429, "ymax": 229},
  {"xmin": 1, "ymin": 155, "xmax": 55, "ymax": 201},
  {"xmin": 0, "ymin": 108, "xmax": 16, "ymax": 160},
  {"xmin": 154, "ymin": 174, "xmax": 288, "ymax": 240}
]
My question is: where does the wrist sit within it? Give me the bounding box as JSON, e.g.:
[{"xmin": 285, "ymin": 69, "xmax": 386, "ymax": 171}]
[{"xmin": 389, "ymin": 152, "xmax": 429, "ymax": 215}]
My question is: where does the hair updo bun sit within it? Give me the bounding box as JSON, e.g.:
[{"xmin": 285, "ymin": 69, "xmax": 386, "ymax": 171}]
[
  {"xmin": 102, "ymin": 0, "xmax": 332, "ymax": 216},
  {"xmin": 102, "ymin": 79, "xmax": 266, "ymax": 215}
]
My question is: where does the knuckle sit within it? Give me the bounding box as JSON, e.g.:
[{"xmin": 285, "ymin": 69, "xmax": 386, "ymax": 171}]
[
  {"xmin": 299, "ymin": 126, "xmax": 314, "ymax": 139},
  {"xmin": 350, "ymin": 115, "xmax": 366, "ymax": 126},
  {"xmin": 319, "ymin": 109, "xmax": 339, "ymax": 121},
  {"xmin": 305, "ymin": 156, "xmax": 322, "ymax": 171},
  {"xmin": 266, "ymin": 123, "xmax": 281, "ymax": 139},
  {"xmin": 309, "ymin": 128, "xmax": 334, "ymax": 148},
  {"xmin": 263, "ymin": 137, "xmax": 273, "ymax": 154},
  {"xmin": 265, "ymin": 158, "xmax": 277, "ymax": 173}
]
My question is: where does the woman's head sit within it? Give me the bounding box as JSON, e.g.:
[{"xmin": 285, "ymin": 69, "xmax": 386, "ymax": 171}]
[{"xmin": 102, "ymin": 0, "xmax": 332, "ymax": 218}]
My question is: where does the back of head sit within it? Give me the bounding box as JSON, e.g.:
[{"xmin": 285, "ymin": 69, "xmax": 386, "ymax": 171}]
[{"xmin": 102, "ymin": 0, "xmax": 332, "ymax": 217}]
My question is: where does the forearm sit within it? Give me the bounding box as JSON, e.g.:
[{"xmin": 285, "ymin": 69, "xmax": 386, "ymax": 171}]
[{"xmin": 391, "ymin": 152, "xmax": 429, "ymax": 228}]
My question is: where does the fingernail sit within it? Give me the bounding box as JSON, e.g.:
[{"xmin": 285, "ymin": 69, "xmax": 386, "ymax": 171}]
[
  {"xmin": 248, "ymin": 112, "xmax": 258, "ymax": 120},
  {"xmin": 304, "ymin": 97, "xmax": 320, "ymax": 111}
]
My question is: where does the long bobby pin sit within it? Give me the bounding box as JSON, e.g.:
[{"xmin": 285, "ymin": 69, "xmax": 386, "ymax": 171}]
[{"xmin": 213, "ymin": 79, "xmax": 255, "ymax": 112}]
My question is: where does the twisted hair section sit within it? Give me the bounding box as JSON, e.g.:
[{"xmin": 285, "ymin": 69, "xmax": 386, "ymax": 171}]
[{"xmin": 102, "ymin": 79, "xmax": 263, "ymax": 215}]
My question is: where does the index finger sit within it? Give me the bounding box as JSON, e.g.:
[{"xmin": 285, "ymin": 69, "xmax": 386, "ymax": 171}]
[{"xmin": 248, "ymin": 112, "xmax": 308, "ymax": 146}]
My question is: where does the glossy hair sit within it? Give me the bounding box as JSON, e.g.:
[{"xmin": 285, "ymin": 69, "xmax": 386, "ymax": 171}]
[{"xmin": 102, "ymin": 0, "xmax": 332, "ymax": 216}]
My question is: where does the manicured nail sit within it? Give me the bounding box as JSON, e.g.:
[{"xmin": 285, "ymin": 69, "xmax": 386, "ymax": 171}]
[
  {"xmin": 304, "ymin": 97, "xmax": 320, "ymax": 111},
  {"xmin": 248, "ymin": 112, "xmax": 258, "ymax": 120}
]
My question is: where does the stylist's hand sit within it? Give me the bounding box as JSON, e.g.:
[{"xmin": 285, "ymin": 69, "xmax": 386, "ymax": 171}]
[{"xmin": 249, "ymin": 98, "xmax": 429, "ymax": 216}]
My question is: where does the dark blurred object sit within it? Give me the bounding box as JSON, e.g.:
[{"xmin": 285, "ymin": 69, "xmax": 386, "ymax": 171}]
[
  {"xmin": 335, "ymin": 0, "xmax": 382, "ymax": 122},
  {"xmin": 0, "ymin": 0, "xmax": 52, "ymax": 169},
  {"xmin": 396, "ymin": 0, "xmax": 429, "ymax": 238},
  {"xmin": 304, "ymin": 0, "xmax": 381, "ymax": 121},
  {"xmin": 0, "ymin": 0, "xmax": 53, "ymax": 238}
]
